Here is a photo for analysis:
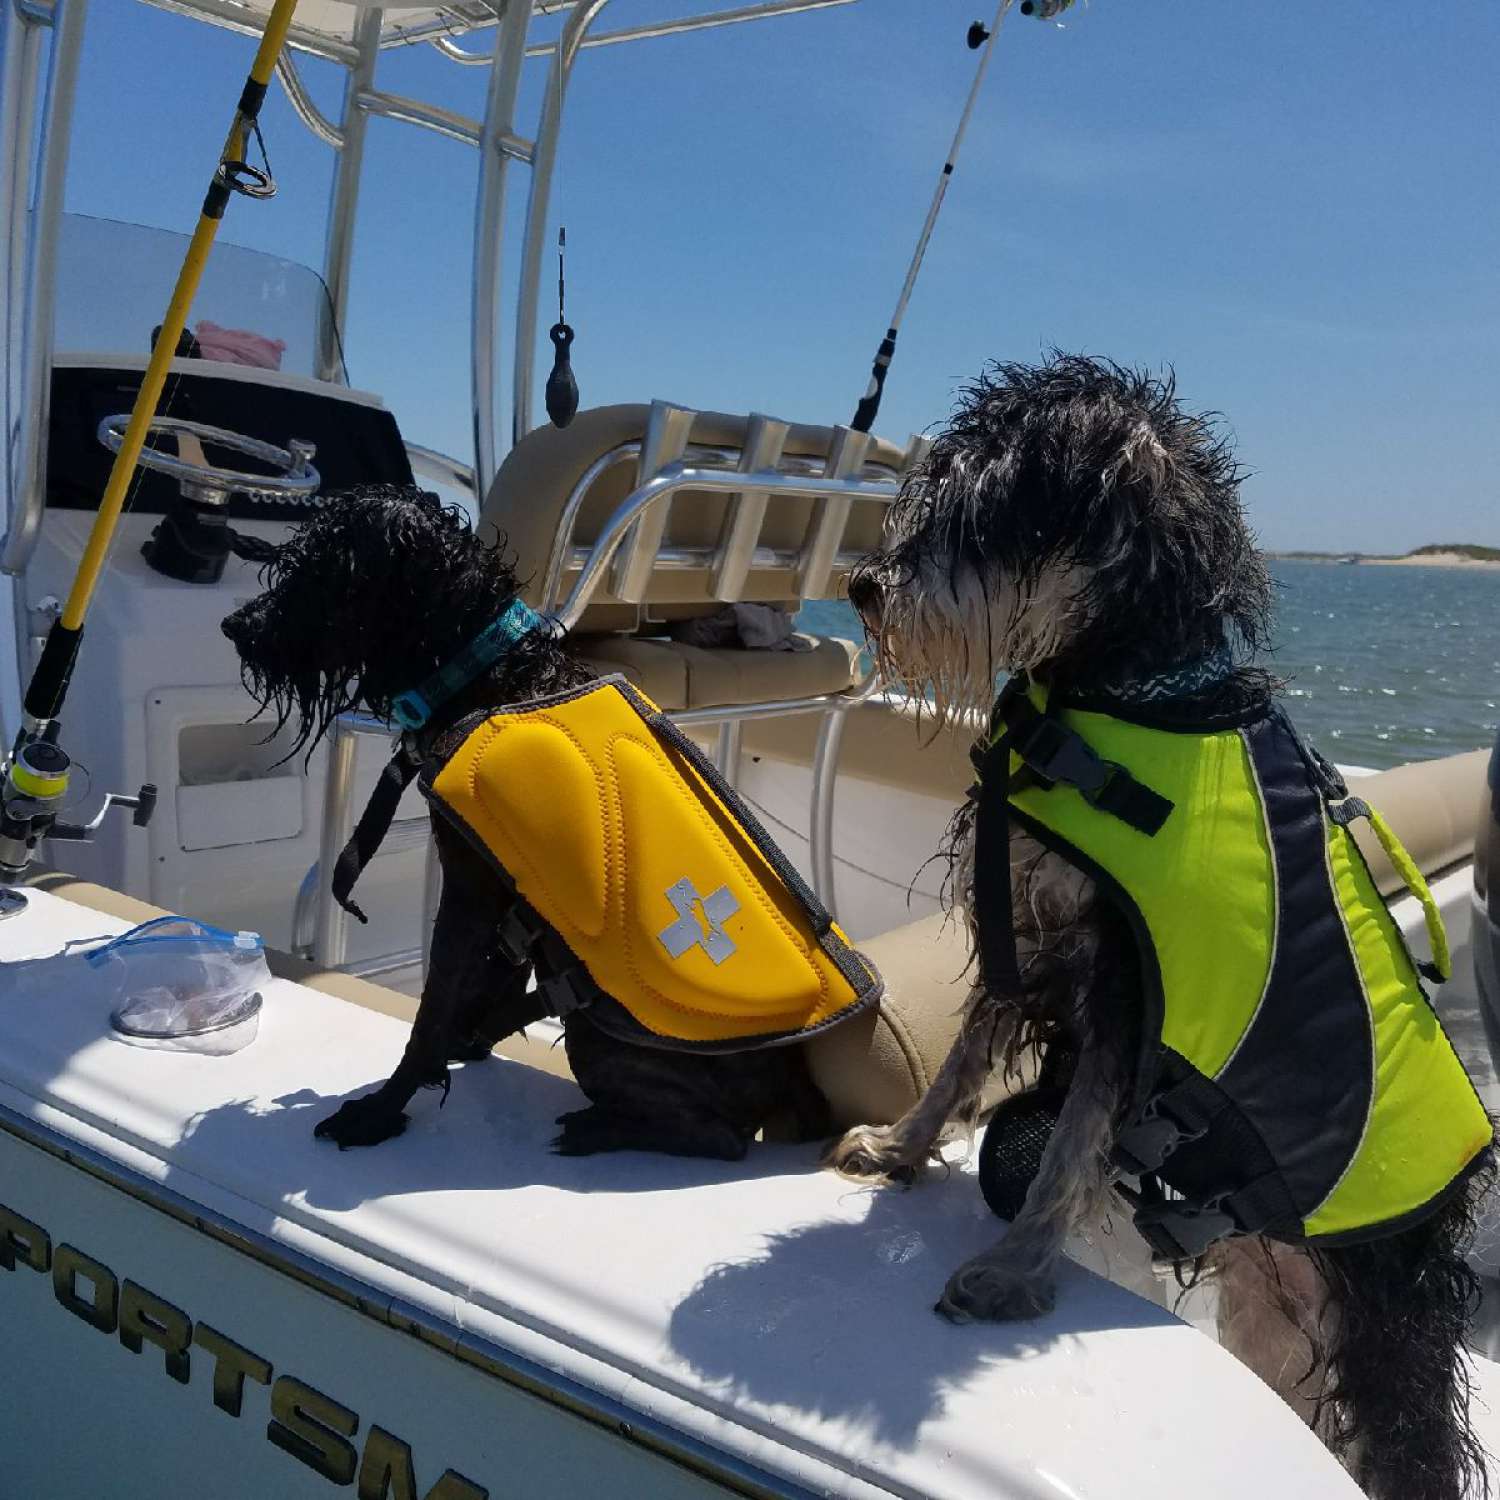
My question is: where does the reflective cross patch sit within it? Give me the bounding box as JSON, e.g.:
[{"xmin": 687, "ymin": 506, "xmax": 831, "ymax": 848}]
[{"xmin": 658, "ymin": 877, "xmax": 740, "ymax": 966}]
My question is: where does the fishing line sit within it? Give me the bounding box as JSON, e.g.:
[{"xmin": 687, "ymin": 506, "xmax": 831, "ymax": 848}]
[
  {"xmin": 544, "ymin": 32, "xmax": 578, "ymax": 427},
  {"xmin": 850, "ymin": 0, "xmax": 1013, "ymax": 434}
]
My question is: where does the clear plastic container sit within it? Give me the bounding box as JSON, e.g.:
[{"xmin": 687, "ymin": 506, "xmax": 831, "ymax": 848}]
[{"xmin": 90, "ymin": 916, "xmax": 269, "ymax": 1055}]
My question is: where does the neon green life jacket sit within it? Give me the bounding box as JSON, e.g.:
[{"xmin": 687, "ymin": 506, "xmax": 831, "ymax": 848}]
[{"xmin": 977, "ymin": 679, "xmax": 1491, "ymax": 1258}]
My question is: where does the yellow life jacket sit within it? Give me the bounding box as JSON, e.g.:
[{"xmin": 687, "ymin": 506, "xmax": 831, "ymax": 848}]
[
  {"xmin": 976, "ymin": 679, "xmax": 1491, "ymax": 1256},
  {"xmin": 425, "ymin": 677, "xmax": 881, "ymax": 1049}
]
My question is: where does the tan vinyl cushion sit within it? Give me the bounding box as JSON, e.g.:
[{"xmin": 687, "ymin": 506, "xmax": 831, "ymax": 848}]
[
  {"xmin": 576, "ymin": 634, "xmax": 861, "ymax": 713},
  {"xmin": 721, "ymin": 697, "xmax": 975, "ymax": 803},
  {"xmin": 724, "ymin": 708, "xmax": 1489, "ymax": 893},
  {"xmin": 807, "ymin": 910, "xmax": 1028, "ymax": 1128},
  {"xmin": 482, "ymin": 404, "xmax": 907, "ymax": 630},
  {"xmin": 1352, "ymin": 749, "xmax": 1489, "ymax": 897},
  {"xmin": 1478, "ymin": 780, "xmax": 1493, "ymax": 905},
  {"xmin": 25, "ymin": 871, "xmax": 1011, "ymax": 1127},
  {"xmin": 674, "ymin": 635, "xmax": 861, "ymax": 709},
  {"xmin": 574, "ymin": 637, "xmax": 691, "ymax": 709}
]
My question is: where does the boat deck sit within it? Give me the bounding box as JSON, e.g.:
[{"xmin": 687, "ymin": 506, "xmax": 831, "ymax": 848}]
[{"xmin": 0, "ymin": 887, "xmax": 1469, "ymax": 1498}]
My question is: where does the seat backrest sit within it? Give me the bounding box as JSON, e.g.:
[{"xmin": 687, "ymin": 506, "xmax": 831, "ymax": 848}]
[{"xmin": 480, "ymin": 403, "xmax": 919, "ymax": 635}]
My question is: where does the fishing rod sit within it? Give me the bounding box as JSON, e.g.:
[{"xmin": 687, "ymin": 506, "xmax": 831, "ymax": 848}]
[
  {"xmin": 851, "ymin": 0, "xmax": 1077, "ymax": 433},
  {"xmin": 0, "ymin": 0, "xmax": 304, "ymax": 889}
]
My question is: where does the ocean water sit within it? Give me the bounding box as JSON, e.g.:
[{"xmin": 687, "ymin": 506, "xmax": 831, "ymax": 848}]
[{"xmin": 800, "ymin": 559, "xmax": 1500, "ymax": 771}]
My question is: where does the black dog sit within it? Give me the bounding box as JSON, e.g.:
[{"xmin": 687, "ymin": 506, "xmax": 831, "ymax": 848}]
[{"xmin": 223, "ymin": 486, "xmax": 834, "ymax": 1160}]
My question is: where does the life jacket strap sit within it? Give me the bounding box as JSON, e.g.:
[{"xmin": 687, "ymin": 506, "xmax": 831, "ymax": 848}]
[
  {"xmin": 1122, "ymin": 1168, "xmax": 1289, "ymax": 1261},
  {"xmin": 1330, "ymin": 795, "xmax": 1452, "ymax": 983},
  {"xmin": 332, "ymin": 742, "xmax": 422, "ymax": 923},
  {"xmin": 998, "ymin": 693, "xmax": 1174, "ymax": 836},
  {"xmin": 1112, "ymin": 1071, "xmax": 1224, "ymax": 1176}
]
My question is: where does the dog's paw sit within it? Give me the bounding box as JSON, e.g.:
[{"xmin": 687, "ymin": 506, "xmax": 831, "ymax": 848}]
[
  {"xmin": 935, "ymin": 1254, "xmax": 1056, "ymax": 1324},
  {"xmin": 552, "ymin": 1106, "xmax": 619, "ymax": 1156},
  {"xmin": 822, "ymin": 1124, "xmax": 924, "ymax": 1185},
  {"xmin": 448, "ymin": 1035, "xmax": 495, "ymax": 1064},
  {"xmin": 313, "ymin": 1094, "xmax": 408, "ymax": 1150}
]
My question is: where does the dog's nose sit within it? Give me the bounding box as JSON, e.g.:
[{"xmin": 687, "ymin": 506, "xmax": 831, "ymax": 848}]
[{"xmin": 221, "ymin": 601, "xmax": 258, "ymax": 648}]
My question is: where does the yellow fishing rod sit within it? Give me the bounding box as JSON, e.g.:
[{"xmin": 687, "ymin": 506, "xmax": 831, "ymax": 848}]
[{"xmin": 0, "ymin": 0, "xmax": 303, "ymax": 883}]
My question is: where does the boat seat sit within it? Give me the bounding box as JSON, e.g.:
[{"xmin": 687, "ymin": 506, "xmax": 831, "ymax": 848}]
[
  {"xmin": 804, "ymin": 909, "xmax": 1027, "ymax": 1125},
  {"xmin": 34, "ymin": 746, "xmax": 1483, "ymax": 1134},
  {"xmin": 482, "ymin": 403, "xmax": 910, "ymax": 627},
  {"xmin": 1348, "ymin": 748, "xmax": 1490, "ymax": 897},
  {"xmin": 479, "ymin": 403, "xmax": 914, "ymax": 716},
  {"xmin": 574, "ymin": 633, "xmax": 862, "ymax": 713},
  {"xmin": 716, "ymin": 707, "xmax": 1491, "ymax": 894},
  {"xmin": 20, "ymin": 872, "xmax": 1004, "ymax": 1126}
]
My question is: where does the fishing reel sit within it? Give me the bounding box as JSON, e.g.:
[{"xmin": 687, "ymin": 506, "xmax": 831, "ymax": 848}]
[{"xmin": 0, "ymin": 729, "xmax": 157, "ymax": 911}]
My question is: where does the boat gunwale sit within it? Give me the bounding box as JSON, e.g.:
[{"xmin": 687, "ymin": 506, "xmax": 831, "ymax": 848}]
[{"xmin": 0, "ymin": 1095, "xmax": 850, "ymax": 1500}]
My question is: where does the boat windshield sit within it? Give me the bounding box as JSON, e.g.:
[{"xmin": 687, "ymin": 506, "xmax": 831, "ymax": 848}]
[{"xmin": 51, "ymin": 213, "xmax": 347, "ymax": 383}]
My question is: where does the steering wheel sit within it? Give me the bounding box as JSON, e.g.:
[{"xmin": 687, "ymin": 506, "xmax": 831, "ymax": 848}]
[{"xmin": 96, "ymin": 414, "xmax": 321, "ymax": 504}]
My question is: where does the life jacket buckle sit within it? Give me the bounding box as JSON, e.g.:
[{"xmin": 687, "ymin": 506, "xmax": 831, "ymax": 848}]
[
  {"xmin": 1113, "ymin": 1114, "xmax": 1187, "ymax": 1176},
  {"xmin": 539, "ymin": 965, "xmax": 594, "ymax": 1017},
  {"xmin": 1113, "ymin": 1090, "xmax": 1212, "ymax": 1176},
  {"xmin": 1009, "ymin": 713, "xmax": 1111, "ymax": 797},
  {"xmin": 1079, "ymin": 760, "xmax": 1129, "ymax": 812},
  {"xmin": 494, "ymin": 902, "xmax": 544, "ymax": 966},
  {"xmin": 1132, "ymin": 1194, "xmax": 1238, "ymax": 1262}
]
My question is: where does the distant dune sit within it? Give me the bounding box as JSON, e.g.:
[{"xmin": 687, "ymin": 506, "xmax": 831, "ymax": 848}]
[
  {"xmin": 1368, "ymin": 546, "xmax": 1494, "ymax": 567},
  {"xmin": 1267, "ymin": 544, "xmax": 1500, "ymax": 570}
]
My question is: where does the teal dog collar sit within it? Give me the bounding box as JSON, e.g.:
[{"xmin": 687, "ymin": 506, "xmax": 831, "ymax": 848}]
[{"xmin": 391, "ymin": 599, "xmax": 548, "ymax": 731}]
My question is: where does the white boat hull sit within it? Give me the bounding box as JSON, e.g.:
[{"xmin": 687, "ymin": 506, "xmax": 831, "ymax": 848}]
[{"xmin": 0, "ymin": 1114, "xmax": 762, "ymax": 1500}]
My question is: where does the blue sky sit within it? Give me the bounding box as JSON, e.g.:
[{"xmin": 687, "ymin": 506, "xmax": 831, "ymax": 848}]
[{"xmin": 62, "ymin": 0, "xmax": 1498, "ymax": 553}]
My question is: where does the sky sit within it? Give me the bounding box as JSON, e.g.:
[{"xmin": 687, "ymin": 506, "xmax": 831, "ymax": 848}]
[{"xmin": 57, "ymin": 0, "xmax": 1499, "ymax": 553}]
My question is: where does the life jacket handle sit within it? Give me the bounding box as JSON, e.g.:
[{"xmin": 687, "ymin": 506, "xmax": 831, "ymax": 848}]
[{"xmin": 1331, "ymin": 796, "xmax": 1452, "ymax": 983}]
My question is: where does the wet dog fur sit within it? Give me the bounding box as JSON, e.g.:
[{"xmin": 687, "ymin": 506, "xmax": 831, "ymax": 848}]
[
  {"xmin": 824, "ymin": 354, "xmax": 1493, "ymax": 1499},
  {"xmin": 222, "ymin": 485, "xmax": 829, "ymax": 1162}
]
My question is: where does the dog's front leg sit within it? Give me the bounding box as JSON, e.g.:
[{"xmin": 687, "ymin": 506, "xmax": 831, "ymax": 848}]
[
  {"xmin": 314, "ymin": 822, "xmax": 514, "ymax": 1150},
  {"xmin": 937, "ymin": 1042, "xmax": 1121, "ymax": 1322},
  {"xmin": 825, "ymin": 992, "xmax": 1016, "ymax": 1183}
]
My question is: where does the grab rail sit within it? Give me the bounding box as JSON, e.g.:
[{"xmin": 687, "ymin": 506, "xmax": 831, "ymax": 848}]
[{"xmin": 298, "ymin": 400, "xmax": 919, "ymax": 974}]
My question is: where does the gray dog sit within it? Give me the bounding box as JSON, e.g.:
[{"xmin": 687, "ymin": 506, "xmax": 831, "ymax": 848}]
[{"xmin": 827, "ymin": 354, "xmax": 1494, "ymax": 1500}]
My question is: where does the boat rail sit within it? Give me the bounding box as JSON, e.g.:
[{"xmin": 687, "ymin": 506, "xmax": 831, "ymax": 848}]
[{"xmin": 300, "ymin": 413, "xmax": 905, "ymax": 973}]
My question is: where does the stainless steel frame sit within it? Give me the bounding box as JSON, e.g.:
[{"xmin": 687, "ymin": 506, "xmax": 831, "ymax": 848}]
[
  {"xmin": 2, "ymin": 0, "xmax": 897, "ymax": 981},
  {"xmin": 274, "ymin": 53, "xmax": 343, "ymax": 150},
  {"xmin": 0, "ymin": 2, "xmax": 45, "ymax": 551},
  {"xmin": 301, "ymin": 402, "xmax": 907, "ymax": 970},
  {"xmin": 317, "ymin": 7, "xmax": 378, "ymax": 379},
  {"xmin": 470, "ymin": 0, "xmax": 533, "ymax": 500},
  {"xmin": 1, "ymin": 0, "xmax": 86, "ymax": 579},
  {"xmin": 405, "ymin": 441, "xmax": 478, "ymax": 499},
  {"xmin": 510, "ymin": 0, "xmax": 613, "ymax": 447},
  {"xmin": 431, "ymin": 0, "xmax": 859, "ymax": 64}
]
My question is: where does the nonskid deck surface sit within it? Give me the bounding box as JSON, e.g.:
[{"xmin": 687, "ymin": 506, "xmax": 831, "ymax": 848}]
[{"xmin": 0, "ymin": 888, "xmax": 1426, "ymax": 1497}]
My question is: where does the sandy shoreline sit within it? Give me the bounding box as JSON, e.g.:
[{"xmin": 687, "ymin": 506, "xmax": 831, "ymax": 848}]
[
  {"xmin": 1360, "ymin": 551, "xmax": 1500, "ymax": 570},
  {"xmin": 1269, "ymin": 551, "xmax": 1500, "ymax": 570}
]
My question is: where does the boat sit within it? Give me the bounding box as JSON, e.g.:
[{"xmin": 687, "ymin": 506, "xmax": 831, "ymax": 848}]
[{"xmin": 2, "ymin": 1, "xmax": 1498, "ymax": 1495}]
